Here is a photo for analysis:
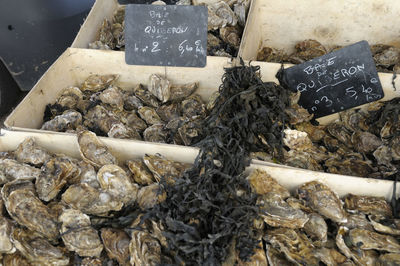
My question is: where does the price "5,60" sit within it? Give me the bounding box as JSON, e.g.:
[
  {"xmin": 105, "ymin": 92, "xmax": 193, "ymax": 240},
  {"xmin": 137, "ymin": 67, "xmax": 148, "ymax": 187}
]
[{"xmin": 178, "ymin": 40, "xmax": 205, "ymax": 55}]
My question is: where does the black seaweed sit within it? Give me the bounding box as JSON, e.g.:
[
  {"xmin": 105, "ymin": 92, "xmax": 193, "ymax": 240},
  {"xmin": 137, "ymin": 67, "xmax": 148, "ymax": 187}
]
[{"xmin": 43, "ymin": 103, "xmax": 68, "ymax": 123}]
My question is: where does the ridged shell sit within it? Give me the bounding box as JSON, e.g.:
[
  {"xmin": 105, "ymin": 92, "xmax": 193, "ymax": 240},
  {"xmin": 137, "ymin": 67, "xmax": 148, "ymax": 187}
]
[
  {"xmin": 127, "ymin": 159, "xmax": 156, "ymax": 185},
  {"xmin": 80, "ymin": 74, "xmax": 118, "ymax": 92},
  {"xmin": 41, "ymin": 110, "xmax": 82, "ymax": 132},
  {"xmin": 101, "ymin": 228, "xmax": 131, "ymax": 265}
]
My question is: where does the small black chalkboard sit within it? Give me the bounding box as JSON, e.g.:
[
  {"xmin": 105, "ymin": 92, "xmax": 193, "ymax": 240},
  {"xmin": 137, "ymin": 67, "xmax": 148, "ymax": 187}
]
[
  {"xmin": 125, "ymin": 4, "xmax": 207, "ymax": 67},
  {"xmin": 280, "ymin": 41, "xmax": 384, "ymax": 118}
]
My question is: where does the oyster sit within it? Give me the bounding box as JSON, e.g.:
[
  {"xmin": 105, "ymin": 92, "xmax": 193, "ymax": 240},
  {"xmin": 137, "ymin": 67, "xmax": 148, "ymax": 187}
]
[
  {"xmin": 340, "ymin": 109, "xmax": 368, "ymax": 132},
  {"xmin": 247, "ymin": 169, "xmax": 290, "ymax": 198},
  {"xmin": 2, "ymin": 252, "xmax": 31, "ymax": 266},
  {"xmin": 348, "ymin": 228, "xmax": 400, "ymax": 253},
  {"xmin": 41, "ymin": 110, "xmax": 82, "ymax": 131},
  {"xmin": 284, "ymin": 150, "xmax": 322, "ymax": 171},
  {"xmin": 77, "ymin": 160, "xmax": 100, "ymax": 188},
  {"xmin": 286, "ymin": 197, "xmax": 313, "ymax": 213},
  {"xmin": 177, "ymin": 118, "xmax": 203, "ymax": 145},
  {"xmin": 80, "ymin": 74, "xmax": 118, "ymax": 92},
  {"xmin": 77, "ymin": 130, "xmax": 117, "ymax": 168},
  {"xmin": 351, "ymin": 131, "xmax": 382, "ymax": 153},
  {"xmin": 259, "ymin": 192, "xmax": 309, "ymax": 229},
  {"xmin": 266, "ymin": 228, "xmax": 318, "ymax": 265},
  {"xmin": 143, "ymin": 154, "xmax": 191, "ymax": 183},
  {"xmin": 297, "ymin": 181, "xmax": 347, "ymax": 223},
  {"xmin": 137, "ymin": 183, "xmax": 166, "ymax": 209},
  {"xmin": 373, "ymin": 145, "xmax": 393, "ymax": 167},
  {"xmin": 107, "ymin": 123, "xmax": 142, "ymax": 140},
  {"xmin": 257, "ymin": 46, "xmax": 288, "ymax": 62},
  {"xmin": 368, "ymin": 215, "xmax": 400, "ymax": 235},
  {"xmin": 207, "ymin": 1, "xmax": 237, "ymax": 30},
  {"xmin": 0, "ymin": 159, "xmax": 41, "ymax": 184},
  {"xmin": 289, "ymin": 39, "xmax": 327, "ymax": 63},
  {"xmin": 156, "ymin": 102, "xmax": 181, "ymax": 122},
  {"xmin": 84, "ymin": 105, "xmax": 120, "ymax": 134},
  {"xmin": 138, "ymin": 106, "xmax": 163, "ymax": 125},
  {"xmin": 207, "ymin": 91, "xmax": 220, "ymax": 111},
  {"xmin": 35, "ymin": 156, "xmax": 80, "ymax": 201},
  {"xmin": 170, "ymin": 82, "xmax": 198, "ymax": 102},
  {"xmin": 15, "ymin": 137, "xmax": 52, "ymax": 166},
  {"xmin": 59, "ymin": 209, "xmax": 103, "ymax": 257},
  {"xmin": 220, "ymin": 26, "xmax": 241, "ymax": 48},
  {"xmin": 148, "ymin": 74, "xmax": 171, "ymax": 103},
  {"xmin": 294, "ymin": 122, "xmax": 326, "ymax": 142},
  {"xmin": 56, "ymin": 86, "xmax": 84, "ymax": 109},
  {"xmin": 377, "ymin": 253, "xmax": 400, "ymax": 265},
  {"xmin": 97, "ymin": 164, "xmax": 139, "ymax": 205},
  {"xmin": 124, "ymin": 95, "xmax": 143, "ymax": 111},
  {"xmin": 340, "ymin": 212, "xmax": 374, "ymax": 230},
  {"xmin": 62, "ymin": 183, "xmax": 123, "ymax": 215},
  {"xmin": 129, "ymin": 230, "xmax": 161, "ymax": 266},
  {"xmin": 99, "ymin": 86, "xmax": 125, "ymax": 110},
  {"xmin": 11, "ymin": 228, "xmax": 69, "ymax": 265},
  {"xmin": 237, "ymin": 241, "xmax": 268, "ymax": 265},
  {"xmin": 326, "ymin": 122, "xmax": 353, "ymax": 147},
  {"xmin": 101, "ymin": 228, "xmax": 130, "ymax": 265},
  {"xmin": 121, "ymin": 111, "xmax": 148, "ymax": 131},
  {"xmin": 127, "ymin": 159, "xmax": 156, "ymax": 185},
  {"xmin": 344, "ymin": 194, "xmax": 392, "ymax": 217},
  {"xmin": 181, "ymin": 94, "xmax": 207, "ymax": 119},
  {"xmin": 266, "ymin": 245, "xmax": 294, "ymax": 266},
  {"xmin": 133, "ymin": 84, "xmax": 160, "ymax": 108},
  {"xmin": 303, "ymin": 213, "xmax": 327, "ymax": 243},
  {"xmin": 2, "ymin": 180, "xmax": 58, "ymax": 240},
  {"xmin": 374, "ymin": 46, "xmax": 400, "ymax": 68},
  {"xmin": 283, "ymin": 129, "xmax": 313, "ymax": 151},
  {"xmin": 0, "ymin": 216, "xmax": 15, "ymax": 254},
  {"xmin": 143, "ymin": 124, "xmax": 168, "ymax": 143}
]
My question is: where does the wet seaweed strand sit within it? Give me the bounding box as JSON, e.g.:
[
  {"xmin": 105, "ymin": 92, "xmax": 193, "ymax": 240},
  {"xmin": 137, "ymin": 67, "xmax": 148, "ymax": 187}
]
[{"xmin": 145, "ymin": 62, "xmax": 292, "ymax": 264}]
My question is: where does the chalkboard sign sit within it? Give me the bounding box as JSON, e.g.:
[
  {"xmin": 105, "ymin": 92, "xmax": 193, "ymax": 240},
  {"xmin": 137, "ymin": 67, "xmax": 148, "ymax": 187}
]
[
  {"xmin": 125, "ymin": 4, "xmax": 207, "ymax": 67},
  {"xmin": 280, "ymin": 41, "xmax": 384, "ymax": 118}
]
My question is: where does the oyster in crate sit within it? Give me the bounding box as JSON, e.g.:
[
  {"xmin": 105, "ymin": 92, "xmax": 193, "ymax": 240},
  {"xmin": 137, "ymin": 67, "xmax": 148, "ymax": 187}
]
[
  {"xmin": 0, "ymin": 159, "xmax": 41, "ymax": 184},
  {"xmin": 303, "ymin": 213, "xmax": 327, "ymax": 243},
  {"xmin": 344, "ymin": 194, "xmax": 392, "ymax": 217},
  {"xmin": 257, "ymin": 47, "xmax": 288, "ymax": 63},
  {"xmin": 108, "ymin": 123, "xmax": 142, "ymax": 140},
  {"xmin": 266, "ymin": 245, "xmax": 294, "ymax": 266},
  {"xmin": 97, "ymin": 164, "xmax": 139, "ymax": 205},
  {"xmin": 258, "ymin": 192, "xmax": 309, "ymax": 229},
  {"xmin": 348, "ymin": 228, "xmax": 400, "ymax": 253},
  {"xmin": 62, "ymin": 183, "xmax": 123, "ymax": 215},
  {"xmin": 77, "ymin": 131, "xmax": 117, "ymax": 168},
  {"xmin": 2, "ymin": 180, "xmax": 58, "ymax": 241},
  {"xmin": 11, "ymin": 228, "xmax": 69, "ymax": 265},
  {"xmin": 127, "ymin": 159, "xmax": 156, "ymax": 185},
  {"xmin": 129, "ymin": 230, "xmax": 161, "ymax": 266},
  {"xmin": 247, "ymin": 169, "xmax": 290, "ymax": 198},
  {"xmin": 124, "ymin": 94, "xmax": 143, "ymax": 111},
  {"xmin": 340, "ymin": 109, "xmax": 368, "ymax": 132},
  {"xmin": 368, "ymin": 215, "xmax": 400, "ymax": 235},
  {"xmin": 56, "ymin": 86, "xmax": 84, "ymax": 110},
  {"xmin": 143, "ymin": 154, "xmax": 192, "ymax": 183},
  {"xmin": 351, "ymin": 131, "xmax": 382, "ymax": 153},
  {"xmin": 0, "ymin": 216, "xmax": 15, "ymax": 254},
  {"xmin": 297, "ymin": 181, "xmax": 347, "ymax": 223},
  {"xmin": 289, "ymin": 39, "xmax": 327, "ymax": 63},
  {"xmin": 14, "ymin": 137, "xmax": 52, "ymax": 166},
  {"xmin": 148, "ymin": 74, "xmax": 171, "ymax": 103},
  {"xmin": 80, "ymin": 74, "xmax": 118, "ymax": 92},
  {"xmin": 156, "ymin": 102, "xmax": 181, "ymax": 122},
  {"xmin": 133, "ymin": 84, "xmax": 160, "ymax": 108},
  {"xmin": 138, "ymin": 106, "xmax": 163, "ymax": 125},
  {"xmin": 374, "ymin": 46, "xmax": 400, "ymax": 68},
  {"xmin": 340, "ymin": 212, "xmax": 374, "ymax": 230},
  {"xmin": 377, "ymin": 253, "xmax": 400, "ymax": 265},
  {"xmin": 35, "ymin": 156, "xmax": 81, "ymax": 202},
  {"xmin": 99, "ymin": 86, "xmax": 125, "ymax": 111},
  {"xmin": 84, "ymin": 105, "xmax": 120, "ymax": 134},
  {"xmin": 2, "ymin": 252, "xmax": 31, "ymax": 266},
  {"xmin": 77, "ymin": 160, "xmax": 100, "ymax": 188},
  {"xmin": 121, "ymin": 111, "xmax": 148, "ymax": 132},
  {"xmin": 294, "ymin": 122, "xmax": 326, "ymax": 142},
  {"xmin": 169, "ymin": 82, "xmax": 198, "ymax": 102},
  {"xmin": 59, "ymin": 209, "xmax": 103, "ymax": 257},
  {"xmin": 326, "ymin": 122, "xmax": 353, "ymax": 147},
  {"xmin": 207, "ymin": 1, "xmax": 237, "ymax": 30},
  {"xmin": 177, "ymin": 118, "xmax": 203, "ymax": 145},
  {"xmin": 101, "ymin": 228, "xmax": 131, "ymax": 265},
  {"xmin": 182, "ymin": 94, "xmax": 207, "ymax": 119},
  {"xmin": 137, "ymin": 183, "xmax": 166, "ymax": 209},
  {"xmin": 219, "ymin": 26, "xmax": 241, "ymax": 48},
  {"xmin": 143, "ymin": 124, "xmax": 168, "ymax": 143},
  {"xmin": 41, "ymin": 110, "xmax": 82, "ymax": 132}
]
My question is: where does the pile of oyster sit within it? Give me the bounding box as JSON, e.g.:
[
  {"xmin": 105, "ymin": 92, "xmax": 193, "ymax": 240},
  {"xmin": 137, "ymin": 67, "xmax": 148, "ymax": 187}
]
[
  {"xmin": 241, "ymin": 169, "xmax": 400, "ymax": 265},
  {"xmin": 89, "ymin": 0, "xmax": 250, "ymax": 57},
  {"xmin": 0, "ymin": 133, "xmax": 191, "ymax": 264},
  {"xmin": 257, "ymin": 39, "xmax": 400, "ymax": 73},
  {"xmin": 42, "ymin": 74, "xmax": 208, "ymax": 145}
]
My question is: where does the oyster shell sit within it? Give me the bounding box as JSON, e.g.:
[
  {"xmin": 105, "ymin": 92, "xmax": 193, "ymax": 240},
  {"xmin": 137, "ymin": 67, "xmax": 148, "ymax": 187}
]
[
  {"xmin": 121, "ymin": 111, "xmax": 147, "ymax": 131},
  {"xmin": 368, "ymin": 215, "xmax": 400, "ymax": 235},
  {"xmin": 56, "ymin": 86, "xmax": 84, "ymax": 109},
  {"xmin": 257, "ymin": 46, "xmax": 288, "ymax": 62},
  {"xmin": 181, "ymin": 94, "xmax": 207, "ymax": 119},
  {"xmin": 133, "ymin": 84, "xmax": 160, "ymax": 108},
  {"xmin": 97, "ymin": 164, "xmax": 139, "ymax": 205},
  {"xmin": 377, "ymin": 253, "xmax": 400, "ymax": 265},
  {"xmin": 289, "ymin": 39, "xmax": 327, "ymax": 63},
  {"xmin": 77, "ymin": 160, "xmax": 100, "ymax": 188},
  {"xmin": 0, "ymin": 159, "xmax": 41, "ymax": 184},
  {"xmin": 143, "ymin": 124, "xmax": 168, "ymax": 143},
  {"xmin": 77, "ymin": 130, "xmax": 117, "ymax": 168},
  {"xmin": 2, "ymin": 180, "xmax": 58, "ymax": 241},
  {"xmin": 62, "ymin": 183, "xmax": 123, "ymax": 215},
  {"xmin": 127, "ymin": 159, "xmax": 156, "ymax": 185},
  {"xmin": 99, "ymin": 86, "xmax": 125, "ymax": 110},
  {"xmin": 286, "ymin": 197, "xmax": 313, "ymax": 213},
  {"xmin": 156, "ymin": 102, "xmax": 181, "ymax": 122},
  {"xmin": 247, "ymin": 169, "xmax": 290, "ymax": 198},
  {"xmin": 220, "ymin": 26, "xmax": 241, "ymax": 48},
  {"xmin": 11, "ymin": 228, "xmax": 69, "ymax": 265},
  {"xmin": 169, "ymin": 82, "xmax": 198, "ymax": 102},
  {"xmin": 297, "ymin": 181, "xmax": 347, "ymax": 223},
  {"xmin": 207, "ymin": 1, "xmax": 237, "ymax": 30},
  {"xmin": 138, "ymin": 106, "xmax": 163, "ymax": 125},
  {"xmin": 327, "ymin": 122, "xmax": 353, "ymax": 147},
  {"xmin": 137, "ymin": 183, "xmax": 166, "ymax": 209},
  {"xmin": 374, "ymin": 46, "xmax": 400, "ymax": 67},
  {"xmin": 284, "ymin": 150, "xmax": 322, "ymax": 171},
  {"xmin": 259, "ymin": 192, "xmax": 309, "ymax": 229},
  {"xmin": 340, "ymin": 109, "xmax": 368, "ymax": 132},
  {"xmin": 80, "ymin": 74, "xmax": 118, "ymax": 92},
  {"xmin": 303, "ymin": 213, "xmax": 327, "ymax": 243},
  {"xmin": 340, "ymin": 212, "xmax": 374, "ymax": 230},
  {"xmin": 41, "ymin": 110, "xmax": 82, "ymax": 131},
  {"xmin": 283, "ymin": 129, "xmax": 313, "ymax": 151},
  {"xmin": 59, "ymin": 209, "xmax": 103, "ymax": 257},
  {"xmin": 2, "ymin": 252, "xmax": 31, "ymax": 266},
  {"xmin": 129, "ymin": 230, "xmax": 161, "ymax": 266},
  {"xmin": 124, "ymin": 95, "xmax": 143, "ymax": 111},
  {"xmin": 344, "ymin": 194, "xmax": 392, "ymax": 217},
  {"xmin": 348, "ymin": 228, "xmax": 400, "ymax": 253},
  {"xmin": 207, "ymin": 91, "xmax": 220, "ymax": 111},
  {"xmin": 15, "ymin": 137, "xmax": 52, "ymax": 166},
  {"xmin": 266, "ymin": 228, "xmax": 318, "ymax": 265},
  {"xmin": 84, "ymin": 105, "xmax": 120, "ymax": 134},
  {"xmin": 143, "ymin": 154, "xmax": 191, "ymax": 183},
  {"xmin": 101, "ymin": 228, "xmax": 130, "ymax": 265},
  {"xmin": 107, "ymin": 123, "xmax": 142, "ymax": 140},
  {"xmin": 177, "ymin": 118, "xmax": 203, "ymax": 145},
  {"xmin": 148, "ymin": 74, "xmax": 171, "ymax": 103},
  {"xmin": 373, "ymin": 145, "xmax": 394, "ymax": 167},
  {"xmin": 0, "ymin": 216, "xmax": 15, "ymax": 254},
  {"xmin": 351, "ymin": 131, "xmax": 382, "ymax": 153},
  {"xmin": 237, "ymin": 241, "xmax": 268, "ymax": 265},
  {"xmin": 294, "ymin": 122, "xmax": 326, "ymax": 142},
  {"xmin": 266, "ymin": 245, "xmax": 294, "ymax": 266},
  {"xmin": 35, "ymin": 156, "xmax": 80, "ymax": 201}
]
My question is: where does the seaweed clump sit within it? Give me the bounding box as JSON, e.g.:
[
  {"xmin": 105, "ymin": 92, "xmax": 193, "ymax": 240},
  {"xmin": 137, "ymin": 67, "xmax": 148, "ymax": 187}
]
[{"xmin": 144, "ymin": 62, "xmax": 292, "ymax": 264}]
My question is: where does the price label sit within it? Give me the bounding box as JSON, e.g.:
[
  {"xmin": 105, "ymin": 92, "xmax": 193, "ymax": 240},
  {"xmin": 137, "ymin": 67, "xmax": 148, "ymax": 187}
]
[
  {"xmin": 125, "ymin": 4, "xmax": 207, "ymax": 67},
  {"xmin": 280, "ymin": 41, "xmax": 384, "ymax": 118}
]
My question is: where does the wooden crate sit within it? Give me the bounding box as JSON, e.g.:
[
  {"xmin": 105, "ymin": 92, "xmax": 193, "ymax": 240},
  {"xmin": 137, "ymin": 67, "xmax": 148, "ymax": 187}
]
[
  {"xmin": 239, "ymin": 0, "xmax": 400, "ymax": 61},
  {"xmin": 2, "ymin": 129, "xmax": 398, "ymax": 200}
]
